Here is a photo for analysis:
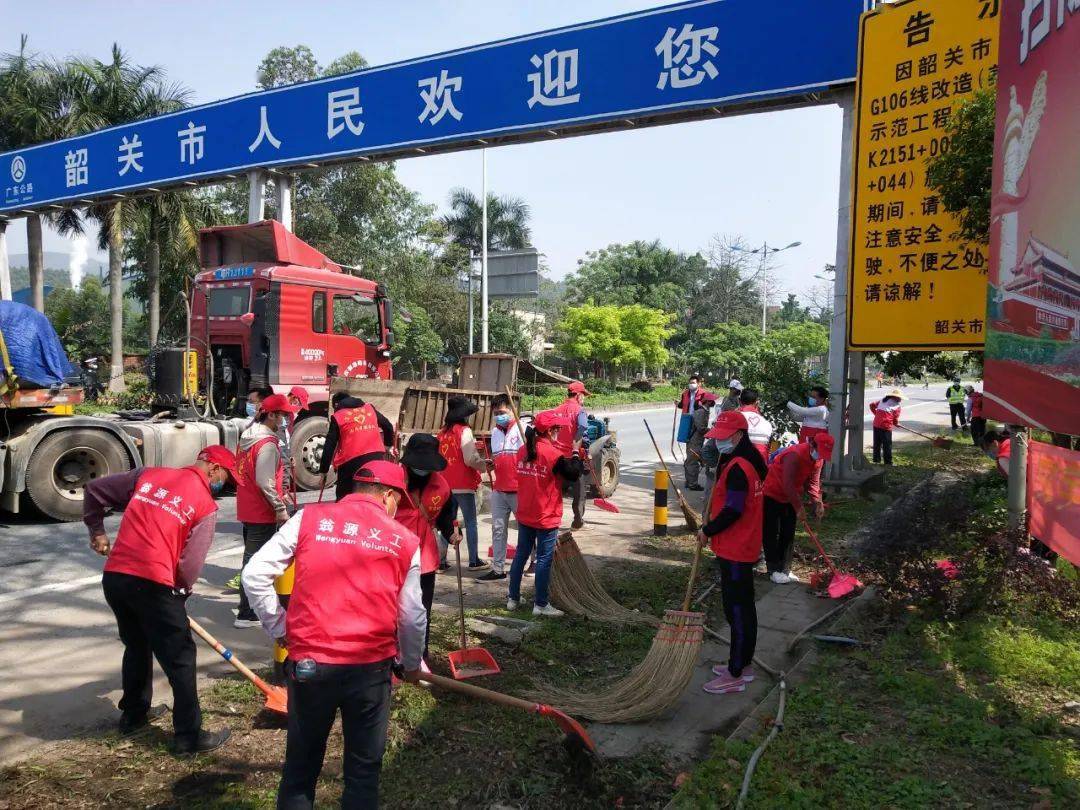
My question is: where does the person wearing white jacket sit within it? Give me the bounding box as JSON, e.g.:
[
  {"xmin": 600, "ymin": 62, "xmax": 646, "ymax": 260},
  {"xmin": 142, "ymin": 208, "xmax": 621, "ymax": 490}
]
[
  {"xmin": 787, "ymin": 385, "xmax": 830, "ymax": 497},
  {"xmin": 479, "ymin": 394, "xmax": 525, "ymax": 580}
]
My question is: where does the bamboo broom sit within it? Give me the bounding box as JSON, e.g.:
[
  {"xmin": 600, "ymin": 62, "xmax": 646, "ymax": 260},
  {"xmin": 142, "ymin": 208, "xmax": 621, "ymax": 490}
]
[
  {"xmin": 643, "ymin": 419, "xmax": 701, "ymax": 531},
  {"xmin": 549, "ymin": 531, "xmax": 659, "ymax": 626}
]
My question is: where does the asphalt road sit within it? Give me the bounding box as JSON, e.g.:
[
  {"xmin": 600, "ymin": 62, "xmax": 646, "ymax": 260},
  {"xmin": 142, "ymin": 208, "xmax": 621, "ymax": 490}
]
[{"xmin": 0, "ymin": 379, "xmax": 965, "ymax": 762}]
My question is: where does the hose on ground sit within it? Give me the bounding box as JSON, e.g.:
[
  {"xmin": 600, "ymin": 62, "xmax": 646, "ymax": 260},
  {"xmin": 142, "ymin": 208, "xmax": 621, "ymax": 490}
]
[{"xmin": 736, "ymin": 673, "xmax": 787, "ymax": 810}]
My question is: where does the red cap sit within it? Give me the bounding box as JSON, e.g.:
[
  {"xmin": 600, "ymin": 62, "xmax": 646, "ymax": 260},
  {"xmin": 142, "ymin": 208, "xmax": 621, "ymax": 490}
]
[
  {"xmin": 705, "ymin": 410, "xmax": 749, "ymax": 440},
  {"xmin": 260, "ymin": 393, "xmax": 298, "ymax": 414},
  {"xmin": 533, "ymin": 409, "xmax": 572, "ymax": 433},
  {"xmin": 567, "ymin": 381, "xmax": 591, "ymax": 396},
  {"xmin": 197, "ymin": 444, "xmax": 237, "ymax": 474},
  {"xmin": 353, "ymin": 460, "xmax": 414, "ymax": 507},
  {"xmin": 698, "ymin": 392, "xmax": 718, "ymax": 405},
  {"xmin": 812, "ymin": 433, "xmax": 835, "ymax": 457},
  {"xmin": 288, "ymin": 386, "xmax": 310, "ymax": 410}
]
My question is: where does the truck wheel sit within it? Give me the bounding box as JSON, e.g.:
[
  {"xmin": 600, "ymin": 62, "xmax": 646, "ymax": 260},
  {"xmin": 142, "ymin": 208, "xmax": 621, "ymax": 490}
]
[
  {"xmin": 590, "ymin": 445, "xmax": 620, "ymax": 498},
  {"xmin": 25, "ymin": 429, "xmax": 132, "ymax": 521},
  {"xmin": 290, "ymin": 418, "xmax": 336, "ymax": 492}
]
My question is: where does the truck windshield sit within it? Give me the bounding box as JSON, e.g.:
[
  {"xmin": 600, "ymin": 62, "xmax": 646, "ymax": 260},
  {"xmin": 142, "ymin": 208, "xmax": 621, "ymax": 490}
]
[
  {"xmin": 208, "ymin": 287, "xmax": 250, "ymax": 317},
  {"xmin": 333, "ymin": 295, "xmax": 380, "ymax": 343}
]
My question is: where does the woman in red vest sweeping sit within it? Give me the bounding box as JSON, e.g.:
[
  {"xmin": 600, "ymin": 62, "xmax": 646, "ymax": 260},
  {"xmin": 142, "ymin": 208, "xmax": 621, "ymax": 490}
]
[
  {"xmin": 234, "ymin": 393, "xmax": 296, "ymax": 629},
  {"xmin": 82, "ymin": 446, "xmax": 237, "ymax": 755},
  {"xmin": 319, "ymin": 392, "xmax": 396, "ymax": 502},
  {"xmin": 506, "ymin": 409, "xmax": 585, "ymax": 617},
  {"xmin": 869, "ymin": 389, "xmax": 903, "ymax": 466},
  {"xmin": 696, "ymin": 411, "xmax": 769, "ymax": 694},
  {"xmin": 437, "ymin": 395, "xmax": 489, "ymax": 570},
  {"xmin": 394, "ymin": 433, "xmax": 461, "ymax": 659},
  {"xmin": 555, "ymin": 381, "xmax": 591, "ymax": 529},
  {"xmin": 243, "ymin": 461, "xmax": 426, "ymax": 809}
]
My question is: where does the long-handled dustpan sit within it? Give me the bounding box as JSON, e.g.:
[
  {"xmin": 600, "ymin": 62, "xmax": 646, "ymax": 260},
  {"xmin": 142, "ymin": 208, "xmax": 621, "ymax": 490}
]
[
  {"xmin": 189, "ymin": 617, "xmax": 288, "ymax": 715},
  {"xmin": 418, "ymin": 670, "xmax": 596, "ymax": 757},
  {"xmin": 447, "ymin": 528, "xmax": 500, "ymax": 680},
  {"xmin": 800, "ymin": 518, "xmax": 862, "ymax": 599}
]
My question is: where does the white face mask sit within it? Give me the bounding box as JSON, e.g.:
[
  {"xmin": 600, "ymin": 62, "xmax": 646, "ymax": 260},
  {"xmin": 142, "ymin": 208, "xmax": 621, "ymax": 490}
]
[
  {"xmin": 688, "ymin": 383, "xmax": 698, "ymax": 391},
  {"xmin": 714, "ymin": 438, "xmax": 735, "ymax": 454}
]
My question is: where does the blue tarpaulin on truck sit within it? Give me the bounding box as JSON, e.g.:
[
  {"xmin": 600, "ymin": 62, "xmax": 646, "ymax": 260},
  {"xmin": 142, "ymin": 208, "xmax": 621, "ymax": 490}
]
[{"xmin": 0, "ymin": 300, "xmax": 77, "ymax": 388}]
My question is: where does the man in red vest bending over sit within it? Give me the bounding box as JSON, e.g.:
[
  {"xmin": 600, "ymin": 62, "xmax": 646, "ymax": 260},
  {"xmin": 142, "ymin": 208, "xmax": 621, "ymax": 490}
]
[
  {"xmin": 83, "ymin": 446, "xmax": 237, "ymax": 755},
  {"xmin": 243, "ymin": 461, "xmax": 426, "ymax": 809},
  {"xmin": 234, "ymin": 393, "xmax": 296, "ymax": 629},
  {"xmin": 319, "ymin": 392, "xmax": 396, "ymax": 502}
]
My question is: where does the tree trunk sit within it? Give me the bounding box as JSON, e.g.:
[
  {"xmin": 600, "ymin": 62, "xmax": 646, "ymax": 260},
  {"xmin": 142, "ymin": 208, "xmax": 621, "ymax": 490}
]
[
  {"xmin": 108, "ymin": 205, "xmax": 126, "ymax": 393},
  {"xmin": 26, "ymin": 214, "xmax": 45, "ymax": 312},
  {"xmin": 148, "ymin": 235, "xmax": 161, "ymax": 346},
  {"xmin": 420, "ymin": 359, "xmax": 428, "ymax": 380}
]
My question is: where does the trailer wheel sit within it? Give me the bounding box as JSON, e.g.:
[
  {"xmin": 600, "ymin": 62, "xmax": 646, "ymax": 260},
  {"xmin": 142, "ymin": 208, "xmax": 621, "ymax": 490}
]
[
  {"xmin": 25, "ymin": 429, "xmax": 132, "ymax": 521},
  {"xmin": 590, "ymin": 445, "xmax": 620, "ymax": 499},
  {"xmin": 290, "ymin": 417, "xmax": 336, "ymax": 492}
]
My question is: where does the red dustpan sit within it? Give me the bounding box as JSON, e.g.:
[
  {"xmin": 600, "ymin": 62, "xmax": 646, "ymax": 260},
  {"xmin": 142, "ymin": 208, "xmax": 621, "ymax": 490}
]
[
  {"xmin": 801, "ymin": 518, "xmax": 863, "ymax": 599},
  {"xmin": 189, "ymin": 617, "xmax": 288, "ymax": 715},
  {"xmin": 448, "ymin": 534, "xmax": 500, "ymax": 680}
]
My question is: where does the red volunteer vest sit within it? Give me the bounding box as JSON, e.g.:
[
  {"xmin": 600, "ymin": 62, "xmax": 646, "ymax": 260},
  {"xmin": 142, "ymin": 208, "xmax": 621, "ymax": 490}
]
[
  {"xmin": 438, "ymin": 424, "xmax": 482, "ymax": 491},
  {"xmin": 332, "ymin": 404, "xmax": 385, "ymax": 469},
  {"xmin": 553, "ymin": 397, "xmax": 582, "ymax": 457},
  {"xmin": 490, "ymin": 424, "xmax": 521, "ymax": 492},
  {"xmin": 287, "ymin": 494, "xmax": 421, "ymax": 665},
  {"xmin": 395, "ymin": 472, "xmax": 451, "ymax": 574},
  {"xmin": 104, "ymin": 466, "xmax": 218, "ymax": 588},
  {"xmin": 763, "ymin": 443, "xmax": 815, "ymax": 503},
  {"xmin": 235, "ymin": 436, "xmax": 283, "ymax": 523},
  {"xmin": 709, "ymin": 456, "xmax": 765, "ymax": 563},
  {"xmin": 997, "ymin": 439, "xmax": 1011, "ymax": 477},
  {"xmin": 870, "ymin": 402, "xmax": 901, "ymax": 431},
  {"xmin": 515, "ymin": 437, "xmax": 566, "ymax": 529},
  {"xmin": 971, "ymin": 393, "xmax": 984, "ymax": 418}
]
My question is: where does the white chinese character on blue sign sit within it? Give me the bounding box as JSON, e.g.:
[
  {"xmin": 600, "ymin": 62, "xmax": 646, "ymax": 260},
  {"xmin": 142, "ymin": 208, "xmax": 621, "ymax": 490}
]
[
  {"xmin": 528, "ymin": 49, "xmax": 580, "ymax": 108},
  {"xmin": 178, "ymin": 122, "xmax": 206, "ymax": 165},
  {"xmin": 327, "ymin": 88, "xmax": 364, "ymax": 139},
  {"xmin": 65, "ymin": 148, "xmax": 88, "ymax": 188},
  {"xmin": 655, "ymin": 23, "xmax": 719, "ymax": 90},
  {"xmin": 249, "ymin": 105, "xmax": 282, "ymax": 152},
  {"xmin": 117, "ymin": 134, "xmax": 143, "ymax": 176},
  {"xmin": 418, "ymin": 70, "xmax": 463, "ymax": 125}
]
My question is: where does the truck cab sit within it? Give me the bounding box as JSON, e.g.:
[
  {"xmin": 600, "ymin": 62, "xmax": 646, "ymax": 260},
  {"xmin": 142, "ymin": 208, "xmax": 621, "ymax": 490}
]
[{"xmin": 191, "ymin": 220, "xmax": 394, "ymax": 416}]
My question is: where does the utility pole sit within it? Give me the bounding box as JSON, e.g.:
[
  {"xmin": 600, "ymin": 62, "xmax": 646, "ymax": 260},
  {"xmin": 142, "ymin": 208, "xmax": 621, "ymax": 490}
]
[
  {"xmin": 467, "ymin": 266, "xmax": 475, "ymax": 355},
  {"xmin": 760, "ymin": 241, "xmax": 768, "ymax": 335},
  {"xmin": 480, "ymin": 148, "xmax": 489, "ymax": 354},
  {"xmin": 0, "ymin": 220, "xmax": 11, "ymax": 301}
]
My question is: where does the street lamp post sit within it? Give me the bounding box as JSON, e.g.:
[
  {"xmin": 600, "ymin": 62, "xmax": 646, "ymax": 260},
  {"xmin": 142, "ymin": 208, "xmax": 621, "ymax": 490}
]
[{"xmin": 734, "ymin": 240, "xmax": 802, "ymax": 334}]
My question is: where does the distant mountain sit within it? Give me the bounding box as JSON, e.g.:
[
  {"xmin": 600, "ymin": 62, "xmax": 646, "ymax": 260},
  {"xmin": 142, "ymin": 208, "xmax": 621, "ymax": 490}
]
[
  {"xmin": 9, "ymin": 267, "xmax": 73, "ymax": 291},
  {"xmin": 7, "ymin": 252, "xmax": 109, "ymax": 291},
  {"xmin": 8, "ymin": 252, "xmax": 75, "ymax": 272}
]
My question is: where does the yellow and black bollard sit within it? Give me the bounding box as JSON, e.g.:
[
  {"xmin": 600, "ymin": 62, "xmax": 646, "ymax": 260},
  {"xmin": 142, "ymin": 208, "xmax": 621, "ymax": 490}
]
[
  {"xmin": 270, "ymin": 562, "xmax": 294, "ymax": 685},
  {"xmin": 653, "ymin": 468, "xmax": 669, "ymax": 536}
]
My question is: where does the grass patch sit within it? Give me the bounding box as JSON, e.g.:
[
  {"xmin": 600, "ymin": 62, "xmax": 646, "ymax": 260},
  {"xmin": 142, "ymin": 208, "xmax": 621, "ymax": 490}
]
[{"xmin": 522, "ymin": 384, "xmax": 680, "ymax": 412}]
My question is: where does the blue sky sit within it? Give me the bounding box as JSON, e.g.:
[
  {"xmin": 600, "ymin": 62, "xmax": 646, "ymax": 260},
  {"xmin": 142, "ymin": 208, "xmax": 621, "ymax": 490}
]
[{"xmin": 4, "ymin": 0, "xmax": 843, "ymax": 300}]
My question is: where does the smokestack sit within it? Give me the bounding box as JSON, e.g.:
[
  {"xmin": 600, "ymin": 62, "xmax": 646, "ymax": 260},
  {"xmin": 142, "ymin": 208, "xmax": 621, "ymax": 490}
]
[{"xmin": 69, "ymin": 234, "xmax": 89, "ymax": 288}]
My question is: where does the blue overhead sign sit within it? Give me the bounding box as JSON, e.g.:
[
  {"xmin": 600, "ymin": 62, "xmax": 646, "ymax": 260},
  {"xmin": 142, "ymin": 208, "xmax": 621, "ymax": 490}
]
[{"xmin": 0, "ymin": 0, "xmax": 869, "ymax": 216}]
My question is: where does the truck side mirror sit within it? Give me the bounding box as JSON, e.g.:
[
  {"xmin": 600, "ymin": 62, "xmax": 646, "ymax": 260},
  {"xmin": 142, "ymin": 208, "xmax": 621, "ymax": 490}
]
[{"xmin": 380, "ymin": 299, "xmax": 394, "ymax": 347}]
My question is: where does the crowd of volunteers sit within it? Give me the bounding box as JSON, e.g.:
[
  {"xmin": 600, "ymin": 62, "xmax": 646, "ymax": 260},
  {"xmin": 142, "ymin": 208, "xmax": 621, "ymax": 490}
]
[{"xmin": 82, "ymin": 371, "xmax": 1011, "ymax": 806}]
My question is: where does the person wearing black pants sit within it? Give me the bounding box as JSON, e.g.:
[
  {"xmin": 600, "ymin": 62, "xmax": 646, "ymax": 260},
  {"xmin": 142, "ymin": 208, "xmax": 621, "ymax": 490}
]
[
  {"xmin": 872, "ymin": 427, "xmax": 893, "ymax": 465},
  {"xmin": 762, "ymin": 496, "xmax": 797, "ymax": 576},
  {"xmin": 278, "ymin": 659, "xmax": 393, "ymax": 809},
  {"xmin": 102, "ymin": 571, "xmax": 201, "ymax": 740},
  {"xmin": 696, "ymin": 411, "xmax": 768, "ymax": 695}
]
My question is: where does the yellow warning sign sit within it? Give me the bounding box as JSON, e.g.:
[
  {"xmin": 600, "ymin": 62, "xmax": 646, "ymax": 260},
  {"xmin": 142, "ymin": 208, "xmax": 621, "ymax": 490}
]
[{"xmin": 847, "ymin": 0, "xmax": 999, "ymax": 350}]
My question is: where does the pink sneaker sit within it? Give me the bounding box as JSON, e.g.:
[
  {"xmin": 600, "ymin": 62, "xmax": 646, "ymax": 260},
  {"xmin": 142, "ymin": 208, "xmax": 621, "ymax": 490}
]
[
  {"xmin": 711, "ymin": 665, "xmax": 754, "ymax": 682},
  {"xmin": 703, "ymin": 671, "xmax": 747, "ymax": 694}
]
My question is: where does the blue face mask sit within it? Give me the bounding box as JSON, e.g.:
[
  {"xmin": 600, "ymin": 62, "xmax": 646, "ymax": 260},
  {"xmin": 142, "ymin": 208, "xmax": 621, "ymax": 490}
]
[
  {"xmin": 210, "ymin": 478, "xmax": 225, "ymax": 495},
  {"xmin": 807, "ymin": 397, "xmax": 818, "ymax": 407},
  {"xmin": 495, "ymin": 413, "xmax": 511, "ymax": 427},
  {"xmin": 245, "ymin": 402, "xmax": 257, "ymax": 417}
]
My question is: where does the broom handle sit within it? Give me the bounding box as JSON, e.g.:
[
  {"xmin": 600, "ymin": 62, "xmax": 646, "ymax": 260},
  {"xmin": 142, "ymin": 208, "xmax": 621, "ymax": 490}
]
[
  {"xmin": 896, "ymin": 423, "xmax": 933, "ymax": 441},
  {"xmin": 453, "ymin": 523, "xmax": 467, "ymax": 650},
  {"xmin": 419, "ymin": 670, "xmax": 543, "ymax": 713},
  {"xmin": 682, "ymin": 476, "xmax": 717, "ymax": 611},
  {"xmin": 643, "ymin": 419, "xmax": 694, "ymax": 514},
  {"xmin": 800, "ymin": 516, "xmax": 839, "ymax": 576},
  {"xmin": 504, "ymin": 386, "xmax": 528, "ymax": 444},
  {"xmin": 189, "ymin": 617, "xmax": 273, "ymax": 696}
]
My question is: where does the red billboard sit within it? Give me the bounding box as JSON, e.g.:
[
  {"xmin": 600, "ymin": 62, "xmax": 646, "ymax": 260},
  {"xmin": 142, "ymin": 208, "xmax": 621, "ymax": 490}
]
[
  {"xmin": 983, "ymin": 0, "xmax": 1080, "ymax": 434},
  {"xmin": 1027, "ymin": 441, "xmax": 1080, "ymax": 566}
]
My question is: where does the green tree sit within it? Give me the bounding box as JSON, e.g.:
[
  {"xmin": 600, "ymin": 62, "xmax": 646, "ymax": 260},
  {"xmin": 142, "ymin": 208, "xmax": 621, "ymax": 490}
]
[
  {"xmin": 565, "ymin": 240, "xmax": 701, "ymax": 314},
  {"xmin": 442, "ymin": 188, "xmax": 532, "ymax": 254},
  {"xmin": 488, "ymin": 306, "xmax": 533, "ymax": 358},
  {"xmin": 618, "ymin": 304, "xmax": 674, "ymax": 374},
  {"xmin": 256, "ymin": 45, "xmax": 319, "ymax": 88},
  {"xmin": 773, "ymin": 293, "xmax": 810, "ymax": 325},
  {"xmin": 766, "ymin": 321, "xmax": 829, "ymax": 360},
  {"xmin": 925, "ymin": 86, "xmax": 995, "ymax": 244},
  {"xmin": 557, "ymin": 304, "xmax": 636, "ymax": 377},
  {"xmin": 73, "ymin": 44, "xmax": 190, "ymax": 389},
  {"xmin": 688, "ymin": 322, "xmax": 763, "ymax": 380},
  {"xmin": 392, "ymin": 305, "xmax": 443, "ymax": 379}
]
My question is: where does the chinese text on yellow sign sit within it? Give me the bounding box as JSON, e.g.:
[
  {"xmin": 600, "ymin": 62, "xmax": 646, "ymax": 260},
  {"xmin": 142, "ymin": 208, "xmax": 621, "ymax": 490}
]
[{"xmin": 847, "ymin": 0, "xmax": 999, "ymax": 349}]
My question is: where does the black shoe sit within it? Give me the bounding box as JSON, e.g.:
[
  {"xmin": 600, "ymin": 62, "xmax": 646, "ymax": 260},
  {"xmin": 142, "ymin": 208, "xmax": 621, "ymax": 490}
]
[
  {"xmin": 438, "ymin": 561, "xmax": 450, "ymax": 572},
  {"xmin": 478, "ymin": 571, "xmax": 507, "ymax": 581},
  {"xmin": 174, "ymin": 727, "xmax": 231, "ymax": 755},
  {"xmin": 118, "ymin": 704, "xmax": 167, "ymax": 736},
  {"xmin": 467, "ymin": 561, "xmax": 488, "ymax": 570},
  {"xmin": 571, "ymin": 518, "xmax": 584, "ymax": 530},
  {"xmin": 686, "ymin": 484, "xmax": 704, "ymax": 491}
]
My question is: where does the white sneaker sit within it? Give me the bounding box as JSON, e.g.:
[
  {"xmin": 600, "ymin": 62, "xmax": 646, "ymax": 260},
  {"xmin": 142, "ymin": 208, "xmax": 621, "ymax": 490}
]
[
  {"xmin": 232, "ymin": 617, "xmax": 261, "ymax": 628},
  {"xmin": 506, "ymin": 598, "xmax": 520, "ymax": 610},
  {"xmin": 784, "ymin": 571, "xmax": 801, "ymax": 582},
  {"xmin": 533, "ymin": 603, "xmax": 564, "ymax": 618},
  {"xmin": 769, "ymin": 572, "xmax": 792, "ymax": 584}
]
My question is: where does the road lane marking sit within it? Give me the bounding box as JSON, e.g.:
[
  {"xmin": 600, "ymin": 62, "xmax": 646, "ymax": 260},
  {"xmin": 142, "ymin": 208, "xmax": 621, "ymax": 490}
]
[{"xmin": 0, "ymin": 545, "xmax": 243, "ymax": 605}]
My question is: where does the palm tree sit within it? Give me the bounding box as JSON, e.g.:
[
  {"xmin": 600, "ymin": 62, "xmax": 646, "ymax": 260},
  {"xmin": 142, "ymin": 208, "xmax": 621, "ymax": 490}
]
[
  {"xmin": 0, "ymin": 38, "xmax": 94, "ymax": 311},
  {"xmin": 72, "ymin": 45, "xmax": 189, "ymax": 391},
  {"xmin": 442, "ymin": 188, "xmax": 532, "ymax": 255}
]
